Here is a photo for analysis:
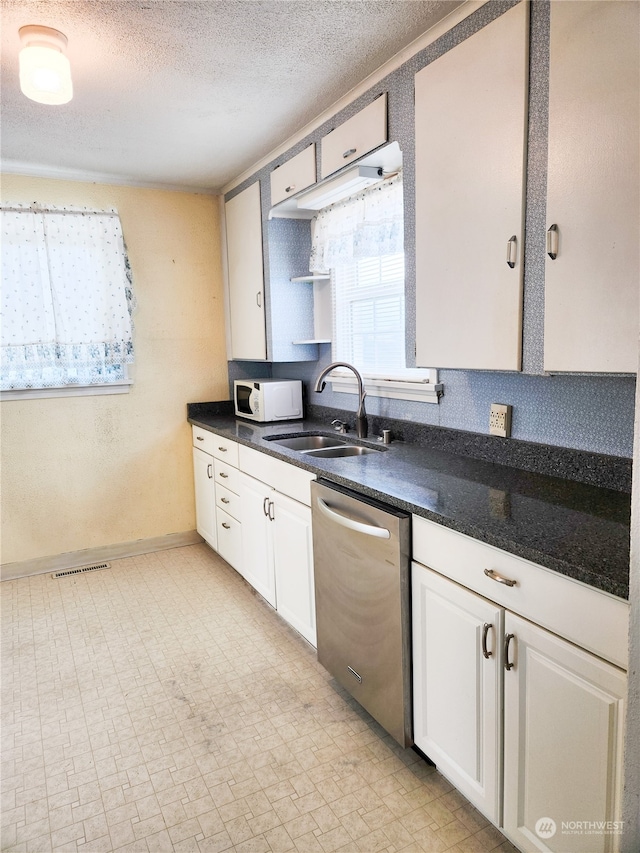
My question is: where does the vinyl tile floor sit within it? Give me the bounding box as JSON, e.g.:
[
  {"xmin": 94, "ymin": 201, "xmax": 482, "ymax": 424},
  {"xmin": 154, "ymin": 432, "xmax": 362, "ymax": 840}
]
[{"xmin": 1, "ymin": 543, "xmax": 520, "ymax": 853}]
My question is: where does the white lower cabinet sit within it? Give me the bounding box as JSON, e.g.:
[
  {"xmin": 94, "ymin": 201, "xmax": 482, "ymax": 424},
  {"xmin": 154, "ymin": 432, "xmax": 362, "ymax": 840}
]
[
  {"xmin": 412, "ymin": 517, "xmax": 627, "ymax": 853},
  {"xmin": 239, "ymin": 470, "xmax": 316, "ymax": 646},
  {"xmin": 192, "ymin": 431, "xmax": 316, "ymax": 644},
  {"xmin": 238, "ymin": 472, "xmax": 276, "ymax": 607},
  {"xmin": 192, "ymin": 446, "xmax": 216, "ymax": 550},
  {"xmin": 503, "ymin": 613, "xmax": 626, "ymax": 853},
  {"xmin": 272, "ymin": 490, "xmax": 315, "ymax": 646},
  {"xmin": 192, "ymin": 426, "xmax": 243, "ymax": 574},
  {"xmin": 412, "ymin": 566, "xmax": 503, "ymax": 824}
]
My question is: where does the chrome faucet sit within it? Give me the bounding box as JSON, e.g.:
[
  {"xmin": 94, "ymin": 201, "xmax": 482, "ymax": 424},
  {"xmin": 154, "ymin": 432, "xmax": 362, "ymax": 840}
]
[{"xmin": 314, "ymin": 362, "xmax": 368, "ymax": 439}]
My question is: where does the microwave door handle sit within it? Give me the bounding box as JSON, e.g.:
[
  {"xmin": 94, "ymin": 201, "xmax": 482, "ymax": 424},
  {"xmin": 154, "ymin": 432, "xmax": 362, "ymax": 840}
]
[{"xmin": 316, "ymin": 497, "xmax": 391, "ymax": 539}]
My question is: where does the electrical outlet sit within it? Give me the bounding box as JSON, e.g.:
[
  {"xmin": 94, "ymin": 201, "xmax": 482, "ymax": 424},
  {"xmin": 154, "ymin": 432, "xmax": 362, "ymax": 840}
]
[{"xmin": 489, "ymin": 403, "xmax": 512, "ymax": 438}]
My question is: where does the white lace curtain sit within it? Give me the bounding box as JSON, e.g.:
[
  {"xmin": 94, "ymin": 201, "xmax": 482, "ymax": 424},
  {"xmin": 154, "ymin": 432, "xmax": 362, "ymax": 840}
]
[
  {"xmin": 309, "ymin": 171, "xmax": 404, "ymax": 272},
  {"xmin": 1, "ymin": 205, "xmax": 135, "ymax": 390}
]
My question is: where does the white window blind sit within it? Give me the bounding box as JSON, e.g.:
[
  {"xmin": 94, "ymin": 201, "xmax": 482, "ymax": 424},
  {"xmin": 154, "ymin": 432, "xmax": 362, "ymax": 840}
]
[
  {"xmin": 1, "ymin": 204, "xmax": 135, "ymax": 393},
  {"xmin": 332, "ymin": 253, "xmax": 405, "ymax": 371}
]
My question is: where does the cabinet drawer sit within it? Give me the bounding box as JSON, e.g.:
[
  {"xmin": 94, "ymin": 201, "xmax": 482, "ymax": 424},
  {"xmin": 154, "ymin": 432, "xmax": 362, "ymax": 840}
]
[
  {"xmin": 211, "ymin": 434, "xmax": 239, "ymax": 466},
  {"xmin": 216, "ymin": 509, "xmax": 242, "ymax": 573},
  {"xmin": 214, "ymin": 459, "xmax": 240, "ymax": 494},
  {"xmin": 412, "ymin": 515, "xmax": 629, "ymax": 669},
  {"xmin": 238, "ymin": 445, "xmax": 316, "ymax": 506},
  {"xmin": 216, "ymin": 484, "xmax": 241, "ymax": 521},
  {"xmin": 270, "ymin": 144, "xmax": 316, "ymax": 206},
  {"xmin": 192, "ymin": 425, "xmax": 217, "ymax": 456},
  {"xmin": 321, "ymin": 94, "xmax": 387, "ymax": 179}
]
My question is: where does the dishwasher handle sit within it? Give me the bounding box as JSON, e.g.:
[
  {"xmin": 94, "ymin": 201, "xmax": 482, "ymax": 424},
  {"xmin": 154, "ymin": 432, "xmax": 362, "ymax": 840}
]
[{"xmin": 316, "ymin": 497, "xmax": 391, "ymax": 539}]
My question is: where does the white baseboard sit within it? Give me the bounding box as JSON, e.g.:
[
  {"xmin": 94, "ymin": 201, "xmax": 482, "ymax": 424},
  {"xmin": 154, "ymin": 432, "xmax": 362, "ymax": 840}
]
[{"xmin": 0, "ymin": 530, "xmax": 204, "ymax": 582}]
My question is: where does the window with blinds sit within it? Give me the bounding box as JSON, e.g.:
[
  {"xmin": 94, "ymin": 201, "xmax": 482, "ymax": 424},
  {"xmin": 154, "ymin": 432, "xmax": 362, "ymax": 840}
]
[{"xmin": 332, "ymin": 252, "xmax": 405, "ymax": 371}]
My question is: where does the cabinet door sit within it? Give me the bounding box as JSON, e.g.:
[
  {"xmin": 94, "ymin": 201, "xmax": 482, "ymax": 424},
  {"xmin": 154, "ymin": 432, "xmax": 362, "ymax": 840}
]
[
  {"xmin": 544, "ymin": 1, "xmax": 639, "ymax": 373},
  {"xmin": 412, "ymin": 564, "xmax": 503, "ymax": 824},
  {"xmin": 238, "ymin": 473, "xmax": 276, "ymax": 608},
  {"xmin": 272, "ymin": 492, "xmax": 316, "ymax": 647},
  {"xmin": 225, "ymin": 181, "xmax": 267, "ymax": 360},
  {"xmin": 503, "ymin": 612, "xmax": 626, "ymax": 853},
  {"xmin": 414, "ymin": 2, "xmax": 529, "ymax": 370},
  {"xmin": 320, "ymin": 94, "xmax": 387, "ymax": 179},
  {"xmin": 270, "ymin": 144, "xmax": 316, "ymax": 206},
  {"xmin": 193, "ymin": 447, "xmax": 216, "ymax": 550}
]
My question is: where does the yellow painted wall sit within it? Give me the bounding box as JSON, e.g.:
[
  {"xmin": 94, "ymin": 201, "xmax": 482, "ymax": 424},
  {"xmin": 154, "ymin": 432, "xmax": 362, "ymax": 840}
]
[{"xmin": 1, "ymin": 175, "xmax": 227, "ymax": 565}]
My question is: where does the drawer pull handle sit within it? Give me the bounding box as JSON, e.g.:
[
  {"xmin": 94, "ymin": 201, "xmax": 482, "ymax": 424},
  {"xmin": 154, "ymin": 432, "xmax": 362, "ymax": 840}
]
[
  {"xmin": 482, "ymin": 623, "xmax": 493, "ymax": 659},
  {"xmin": 207, "ymin": 464, "xmax": 213, "ymax": 479},
  {"xmin": 196, "ymin": 436, "xmax": 204, "ymax": 441},
  {"xmin": 222, "ymin": 522, "xmax": 231, "ymax": 530},
  {"xmin": 504, "ymin": 633, "xmax": 515, "ymax": 670},
  {"xmin": 220, "ymin": 497, "xmax": 230, "ymax": 504},
  {"xmin": 285, "ymin": 184, "xmax": 295, "ymax": 193},
  {"xmin": 546, "ymin": 223, "xmax": 558, "ymax": 260},
  {"xmin": 218, "ymin": 446, "xmax": 227, "ymax": 452},
  {"xmin": 484, "ymin": 568, "xmax": 517, "ymax": 587},
  {"xmin": 219, "ymin": 472, "xmax": 229, "ymax": 479},
  {"xmin": 347, "ymin": 665, "xmax": 362, "ymax": 683},
  {"xmin": 343, "ymin": 147, "xmax": 357, "ymax": 158}
]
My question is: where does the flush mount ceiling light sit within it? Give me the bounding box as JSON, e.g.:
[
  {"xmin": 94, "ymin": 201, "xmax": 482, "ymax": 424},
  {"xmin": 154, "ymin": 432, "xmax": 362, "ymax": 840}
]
[{"xmin": 19, "ymin": 25, "xmax": 73, "ymax": 105}]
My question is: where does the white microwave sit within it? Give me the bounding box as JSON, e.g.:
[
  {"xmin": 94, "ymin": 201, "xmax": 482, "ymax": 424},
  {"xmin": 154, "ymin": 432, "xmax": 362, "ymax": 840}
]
[{"xmin": 234, "ymin": 379, "xmax": 303, "ymax": 422}]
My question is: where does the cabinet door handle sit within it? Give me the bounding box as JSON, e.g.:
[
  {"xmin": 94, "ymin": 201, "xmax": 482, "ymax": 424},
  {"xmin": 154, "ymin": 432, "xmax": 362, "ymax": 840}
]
[
  {"xmin": 506, "ymin": 235, "xmax": 517, "ymax": 268},
  {"xmin": 268, "ymin": 500, "xmax": 275, "ymax": 521},
  {"xmin": 221, "ymin": 522, "xmax": 231, "ymax": 530},
  {"xmin": 504, "ymin": 633, "xmax": 515, "ymax": 670},
  {"xmin": 546, "ymin": 224, "xmax": 558, "ymax": 260},
  {"xmin": 484, "ymin": 568, "xmax": 517, "ymax": 587},
  {"xmin": 220, "ymin": 497, "xmax": 229, "ymax": 504},
  {"xmin": 263, "ymin": 497, "xmax": 270, "ymax": 516},
  {"xmin": 196, "ymin": 435, "xmax": 204, "ymax": 441},
  {"xmin": 482, "ymin": 623, "xmax": 493, "ymax": 659},
  {"xmin": 285, "ymin": 184, "xmax": 295, "ymax": 193},
  {"xmin": 207, "ymin": 463, "xmax": 213, "ymax": 479},
  {"xmin": 343, "ymin": 147, "xmax": 357, "ymax": 159},
  {"xmin": 256, "ymin": 291, "xmax": 262, "ymax": 308},
  {"xmin": 219, "ymin": 472, "xmax": 228, "ymax": 479}
]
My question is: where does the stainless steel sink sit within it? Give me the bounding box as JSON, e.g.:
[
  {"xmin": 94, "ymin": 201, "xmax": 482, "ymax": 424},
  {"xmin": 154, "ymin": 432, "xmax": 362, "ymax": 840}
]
[
  {"xmin": 269, "ymin": 434, "xmax": 348, "ymax": 451},
  {"xmin": 264, "ymin": 432, "xmax": 384, "ymax": 458},
  {"xmin": 304, "ymin": 445, "xmax": 378, "ymax": 458}
]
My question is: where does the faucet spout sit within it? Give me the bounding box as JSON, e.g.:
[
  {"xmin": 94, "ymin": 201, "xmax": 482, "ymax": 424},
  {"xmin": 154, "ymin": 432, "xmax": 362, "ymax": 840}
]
[{"xmin": 313, "ymin": 362, "xmax": 368, "ymax": 439}]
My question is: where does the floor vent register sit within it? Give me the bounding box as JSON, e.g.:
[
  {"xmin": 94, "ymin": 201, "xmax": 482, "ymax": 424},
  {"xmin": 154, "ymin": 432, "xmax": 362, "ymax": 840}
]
[{"xmin": 51, "ymin": 563, "xmax": 111, "ymax": 579}]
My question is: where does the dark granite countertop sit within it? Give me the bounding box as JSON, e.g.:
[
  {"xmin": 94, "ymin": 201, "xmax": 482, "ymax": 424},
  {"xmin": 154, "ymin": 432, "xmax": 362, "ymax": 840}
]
[{"xmin": 188, "ymin": 403, "xmax": 631, "ymax": 600}]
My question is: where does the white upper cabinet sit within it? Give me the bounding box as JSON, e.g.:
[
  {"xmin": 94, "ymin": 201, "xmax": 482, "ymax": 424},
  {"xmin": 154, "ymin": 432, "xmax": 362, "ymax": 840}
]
[
  {"xmin": 320, "ymin": 94, "xmax": 387, "ymax": 179},
  {"xmin": 544, "ymin": 1, "xmax": 639, "ymax": 374},
  {"xmin": 270, "ymin": 144, "xmax": 316, "ymax": 207},
  {"xmin": 225, "ymin": 181, "xmax": 267, "ymax": 360},
  {"xmin": 414, "ymin": 2, "xmax": 529, "ymax": 371}
]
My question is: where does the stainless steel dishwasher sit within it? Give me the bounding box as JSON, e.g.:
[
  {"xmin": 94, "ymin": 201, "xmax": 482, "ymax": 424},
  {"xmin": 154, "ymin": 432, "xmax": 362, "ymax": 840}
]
[{"xmin": 311, "ymin": 479, "xmax": 412, "ymax": 747}]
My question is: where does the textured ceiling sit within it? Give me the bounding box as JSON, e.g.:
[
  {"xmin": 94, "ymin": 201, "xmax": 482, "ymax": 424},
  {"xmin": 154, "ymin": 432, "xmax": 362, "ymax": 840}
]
[{"xmin": 0, "ymin": 0, "xmax": 464, "ymax": 191}]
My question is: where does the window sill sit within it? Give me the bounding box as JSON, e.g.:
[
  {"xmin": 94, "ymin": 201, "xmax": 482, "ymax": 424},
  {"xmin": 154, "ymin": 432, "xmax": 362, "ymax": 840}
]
[
  {"xmin": 1, "ymin": 381, "xmax": 133, "ymax": 401},
  {"xmin": 329, "ymin": 370, "xmax": 442, "ymax": 404}
]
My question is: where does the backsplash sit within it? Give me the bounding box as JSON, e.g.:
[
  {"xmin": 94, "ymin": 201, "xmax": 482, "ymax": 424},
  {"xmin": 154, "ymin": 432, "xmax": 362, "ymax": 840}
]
[{"xmin": 226, "ymin": 0, "xmax": 637, "ymax": 460}]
